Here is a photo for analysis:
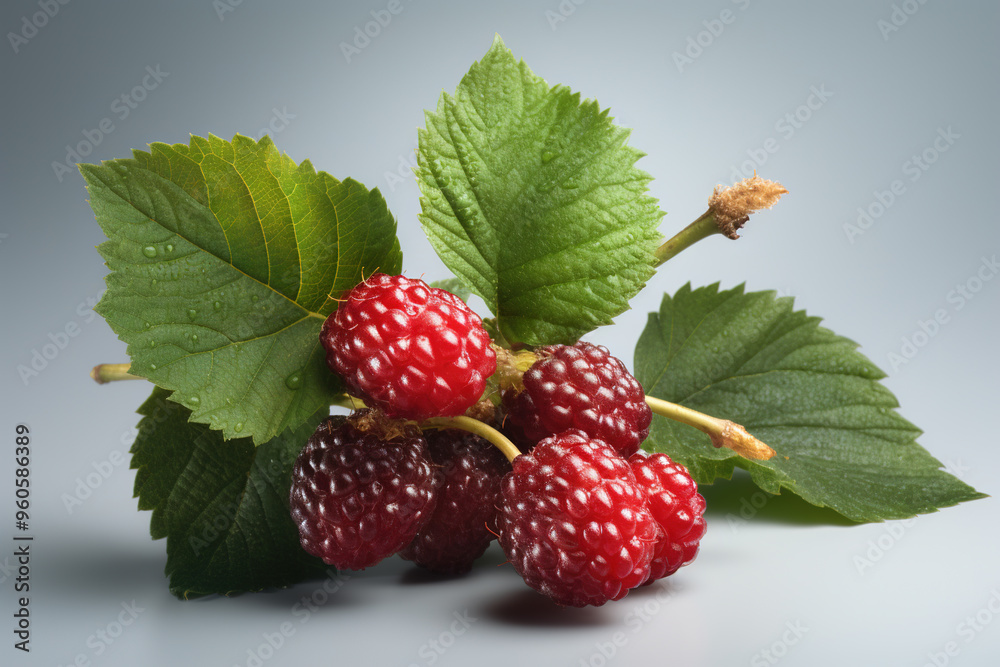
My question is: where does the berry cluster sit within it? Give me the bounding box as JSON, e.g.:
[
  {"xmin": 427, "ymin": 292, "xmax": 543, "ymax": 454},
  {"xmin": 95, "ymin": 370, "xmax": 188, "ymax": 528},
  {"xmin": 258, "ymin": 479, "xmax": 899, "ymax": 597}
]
[
  {"xmin": 289, "ymin": 413, "xmax": 503, "ymax": 574},
  {"xmin": 291, "ymin": 274, "xmax": 705, "ymax": 607}
]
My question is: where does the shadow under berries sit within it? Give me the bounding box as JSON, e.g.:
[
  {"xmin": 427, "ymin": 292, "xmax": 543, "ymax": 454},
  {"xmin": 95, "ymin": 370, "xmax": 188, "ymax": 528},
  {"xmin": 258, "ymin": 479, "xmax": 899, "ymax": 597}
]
[{"xmin": 476, "ymin": 590, "xmax": 617, "ymax": 628}]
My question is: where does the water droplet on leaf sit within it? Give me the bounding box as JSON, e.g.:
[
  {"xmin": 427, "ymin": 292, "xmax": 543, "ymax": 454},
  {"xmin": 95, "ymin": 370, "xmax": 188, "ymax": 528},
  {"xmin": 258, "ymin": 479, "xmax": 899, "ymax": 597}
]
[{"xmin": 142, "ymin": 246, "xmax": 157, "ymax": 258}]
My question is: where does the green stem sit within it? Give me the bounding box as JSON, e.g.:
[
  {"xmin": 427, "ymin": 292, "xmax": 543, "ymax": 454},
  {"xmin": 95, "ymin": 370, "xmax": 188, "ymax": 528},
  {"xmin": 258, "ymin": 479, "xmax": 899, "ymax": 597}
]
[
  {"xmin": 90, "ymin": 363, "xmax": 141, "ymax": 384},
  {"xmin": 653, "ymin": 209, "xmax": 720, "ymax": 267},
  {"xmin": 331, "ymin": 394, "xmax": 522, "ymax": 463},
  {"xmin": 645, "ymin": 395, "xmax": 718, "ymax": 433},
  {"xmin": 331, "ymin": 394, "xmax": 368, "ymax": 411},
  {"xmin": 645, "ymin": 395, "xmax": 775, "ymax": 460},
  {"xmin": 423, "ymin": 415, "xmax": 522, "ymax": 463}
]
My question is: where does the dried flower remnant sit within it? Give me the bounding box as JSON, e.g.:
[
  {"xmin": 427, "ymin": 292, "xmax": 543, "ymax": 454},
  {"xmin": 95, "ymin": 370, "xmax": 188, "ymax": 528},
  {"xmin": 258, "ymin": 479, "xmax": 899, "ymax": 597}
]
[
  {"xmin": 652, "ymin": 174, "xmax": 787, "ymax": 267},
  {"xmin": 708, "ymin": 175, "xmax": 788, "ymax": 239}
]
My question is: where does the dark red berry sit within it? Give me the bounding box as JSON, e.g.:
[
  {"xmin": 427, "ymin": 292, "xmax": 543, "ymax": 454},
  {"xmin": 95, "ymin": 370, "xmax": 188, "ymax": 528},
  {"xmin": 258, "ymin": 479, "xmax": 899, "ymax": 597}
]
[
  {"xmin": 504, "ymin": 341, "xmax": 651, "ymax": 456},
  {"xmin": 497, "ymin": 430, "xmax": 658, "ymax": 607},
  {"xmin": 497, "ymin": 417, "xmax": 538, "ymax": 454},
  {"xmin": 400, "ymin": 429, "xmax": 510, "ymax": 574},
  {"xmin": 628, "ymin": 450, "xmax": 706, "ymax": 583},
  {"xmin": 289, "ymin": 414, "xmax": 439, "ymax": 570},
  {"xmin": 320, "ymin": 274, "xmax": 496, "ymax": 420}
]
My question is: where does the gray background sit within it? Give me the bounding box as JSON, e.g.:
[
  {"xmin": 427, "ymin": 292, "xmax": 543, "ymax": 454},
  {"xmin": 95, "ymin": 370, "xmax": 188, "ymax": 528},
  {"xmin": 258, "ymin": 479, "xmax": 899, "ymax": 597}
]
[{"xmin": 2, "ymin": 1, "xmax": 999, "ymax": 665}]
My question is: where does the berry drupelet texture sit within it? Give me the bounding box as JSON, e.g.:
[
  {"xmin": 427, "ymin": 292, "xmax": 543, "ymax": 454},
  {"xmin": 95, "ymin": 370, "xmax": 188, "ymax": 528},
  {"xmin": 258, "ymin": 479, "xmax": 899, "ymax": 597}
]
[
  {"xmin": 320, "ymin": 274, "xmax": 496, "ymax": 420},
  {"xmin": 289, "ymin": 414, "xmax": 439, "ymax": 571},
  {"xmin": 401, "ymin": 429, "xmax": 510, "ymax": 574},
  {"xmin": 628, "ymin": 450, "xmax": 706, "ymax": 583},
  {"xmin": 504, "ymin": 341, "xmax": 652, "ymax": 456},
  {"xmin": 497, "ymin": 430, "xmax": 658, "ymax": 607}
]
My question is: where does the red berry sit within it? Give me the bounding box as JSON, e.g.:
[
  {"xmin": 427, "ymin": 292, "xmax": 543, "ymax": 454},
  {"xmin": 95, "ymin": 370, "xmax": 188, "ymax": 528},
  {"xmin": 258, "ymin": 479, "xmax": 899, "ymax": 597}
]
[
  {"xmin": 320, "ymin": 274, "xmax": 496, "ymax": 420},
  {"xmin": 497, "ymin": 430, "xmax": 658, "ymax": 607},
  {"xmin": 504, "ymin": 342, "xmax": 651, "ymax": 456},
  {"xmin": 400, "ymin": 429, "xmax": 510, "ymax": 574},
  {"xmin": 289, "ymin": 414, "xmax": 439, "ymax": 570},
  {"xmin": 628, "ymin": 451, "xmax": 706, "ymax": 583}
]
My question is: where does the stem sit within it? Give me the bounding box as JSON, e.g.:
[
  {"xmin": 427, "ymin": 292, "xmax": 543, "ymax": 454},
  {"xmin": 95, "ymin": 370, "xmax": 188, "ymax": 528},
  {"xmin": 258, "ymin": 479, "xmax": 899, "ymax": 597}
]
[
  {"xmin": 646, "ymin": 395, "xmax": 718, "ymax": 433},
  {"xmin": 423, "ymin": 415, "xmax": 522, "ymax": 463},
  {"xmin": 332, "ymin": 394, "xmax": 522, "ymax": 463},
  {"xmin": 653, "ymin": 209, "xmax": 720, "ymax": 267},
  {"xmin": 645, "ymin": 395, "xmax": 775, "ymax": 460},
  {"xmin": 90, "ymin": 363, "xmax": 141, "ymax": 384}
]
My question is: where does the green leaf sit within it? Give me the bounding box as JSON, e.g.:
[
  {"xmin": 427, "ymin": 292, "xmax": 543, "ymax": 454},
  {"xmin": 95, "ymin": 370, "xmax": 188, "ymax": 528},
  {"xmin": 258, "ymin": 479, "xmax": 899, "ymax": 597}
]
[
  {"xmin": 81, "ymin": 134, "xmax": 401, "ymax": 444},
  {"xmin": 636, "ymin": 283, "xmax": 985, "ymax": 522},
  {"xmin": 417, "ymin": 35, "xmax": 663, "ymax": 346},
  {"xmin": 131, "ymin": 387, "xmax": 326, "ymax": 598}
]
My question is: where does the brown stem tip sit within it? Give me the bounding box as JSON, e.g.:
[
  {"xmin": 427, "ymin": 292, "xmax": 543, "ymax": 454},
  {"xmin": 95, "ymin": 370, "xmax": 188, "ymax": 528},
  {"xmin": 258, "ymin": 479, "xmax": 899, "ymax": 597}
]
[
  {"xmin": 708, "ymin": 175, "xmax": 788, "ymax": 239},
  {"xmin": 711, "ymin": 421, "xmax": 776, "ymax": 460}
]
